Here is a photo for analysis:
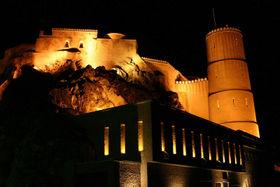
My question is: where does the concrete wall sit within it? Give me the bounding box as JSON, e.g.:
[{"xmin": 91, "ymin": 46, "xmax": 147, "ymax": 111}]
[{"xmin": 148, "ymin": 162, "xmax": 251, "ymax": 187}]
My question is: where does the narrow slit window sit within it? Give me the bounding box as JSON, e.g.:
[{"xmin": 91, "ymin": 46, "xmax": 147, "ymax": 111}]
[
  {"xmin": 215, "ymin": 138, "xmax": 219, "ymax": 161},
  {"xmin": 221, "ymin": 140, "xmax": 225, "ymax": 163},
  {"xmin": 208, "ymin": 136, "xmax": 212, "ymax": 160},
  {"xmin": 138, "ymin": 121, "xmax": 144, "ymax": 152},
  {"xmin": 182, "ymin": 128, "xmax": 187, "ymax": 156},
  {"xmin": 245, "ymin": 98, "xmax": 248, "ymax": 107},
  {"xmin": 104, "ymin": 126, "xmax": 109, "ymax": 156},
  {"xmin": 172, "ymin": 125, "xmax": 177, "ymax": 154},
  {"xmin": 217, "ymin": 100, "xmax": 220, "ymax": 109},
  {"xmin": 65, "ymin": 40, "xmax": 70, "ymax": 48},
  {"xmin": 120, "ymin": 124, "xmax": 126, "ymax": 154},
  {"xmin": 160, "ymin": 122, "xmax": 165, "ymax": 152},
  {"xmin": 239, "ymin": 145, "xmax": 243, "ymax": 165},
  {"xmin": 228, "ymin": 141, "xmax": 231, "ymax": 164},
  {"xmin": 191, "ymin": 131, "xmax": 196, "ymax": 158},
  {"xmin": 79, "ymin": 41, "xmax": 84, "ymax": 48},
  {"xmin": 200, "ymin": 133, "xmax": 204, "ymax": 159},
  {"xmin": 233, "ymin": 143, "xmax": 237, "ymax": 164},
  {"xmin": 232, "ymin": 98, "xmax": 236, "ymax": 106}
]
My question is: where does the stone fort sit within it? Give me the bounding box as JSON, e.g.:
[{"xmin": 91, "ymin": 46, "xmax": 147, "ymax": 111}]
[
  {"xmin": 33, "ymin": 27, "xmax": 259, "ymax": 138},
  {"xmin": 0, "ymin": 26, "xmax": 266, "ymax": 186}
]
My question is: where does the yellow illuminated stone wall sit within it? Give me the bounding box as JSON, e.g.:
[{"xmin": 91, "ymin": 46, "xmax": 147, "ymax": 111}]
[{"xmin": 206, "ymin": 27, "xmax": 259, "ymax": 137}]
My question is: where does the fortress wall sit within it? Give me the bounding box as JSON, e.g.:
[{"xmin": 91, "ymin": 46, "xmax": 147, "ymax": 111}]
[
  {"xmin": 34, "ymin": 29, "xmax": 138, "ymax": 72},
  {"xmin": 142, "ymin": 57, "xmax": 187, "ymax": 91},
  {"xmin": 90, "ymin": 39, "xmax": 138, "ymax": 69},
  {"xmin": 174, "ymin": 78, "xmax": 209, "ymax": 120}
]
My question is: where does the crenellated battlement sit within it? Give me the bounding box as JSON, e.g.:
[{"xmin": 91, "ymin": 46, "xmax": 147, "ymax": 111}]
[
  {"xmin": 175, "ymin": 78, "xmax": 207, "ymax": 85},
  {"xmin": 141, "ymin": 57, "xmax": 169, "ymax": 64},
  {"xmin": 206, "ymin": 26, "xmax": 241, "ymax": 37},
  {"xmin": 52, "ymin": 28, "xmax": 98, "ymax": 33}
]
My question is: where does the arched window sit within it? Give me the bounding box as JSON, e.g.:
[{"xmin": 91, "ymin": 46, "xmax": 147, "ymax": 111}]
[
  {"xmin": 79, "ymin": 41, "xmax": 84, "ymax": 48},
  {"xmin": 65, "ymin": 40, "xmax": 70, "ymax": 48}
]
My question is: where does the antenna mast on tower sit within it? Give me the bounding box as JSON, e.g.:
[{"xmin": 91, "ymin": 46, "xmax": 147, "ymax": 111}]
[{"xmin": 212, "ymin": 8, "xmax": 217, "ymax": 28}]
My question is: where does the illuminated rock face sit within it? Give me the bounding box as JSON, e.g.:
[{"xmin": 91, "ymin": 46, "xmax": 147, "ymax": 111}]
[
  {"xmin": 49, "ymin": 65, "xmax": 182, "ymax": 114},
  {"xmin": 206, "ymin": 27, "xmax": 259, "ymax": 137}
]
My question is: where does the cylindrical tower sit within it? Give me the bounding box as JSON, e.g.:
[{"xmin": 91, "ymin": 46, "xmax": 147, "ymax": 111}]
[{"xmin": 206, "ymin": 26, "xmax": 260, "ymax": 137}]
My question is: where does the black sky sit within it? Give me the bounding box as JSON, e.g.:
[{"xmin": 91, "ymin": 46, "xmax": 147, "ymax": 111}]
[{"xmin": 0, "ymin": 1, "xmax": 280, "ymax": 148}]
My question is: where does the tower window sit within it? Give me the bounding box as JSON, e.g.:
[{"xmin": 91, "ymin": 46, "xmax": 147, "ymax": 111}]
[
  {"xmin": 217, "ymin": 100, "xmax": 220, "ymax": 109},
  {"xmin": 232, "ymin": 98, "xmax": 236, "ymax": 106},
  {"xmin": 245, "ymin": 98, "xmax": 248, "ymax": 107},
  {"xmin": 79, "ymin": 41, "xmax": 84, "ymax": 48},
  {"xmin": 65, "ymin": 40, "xmax": 70, "ymax": 48}
]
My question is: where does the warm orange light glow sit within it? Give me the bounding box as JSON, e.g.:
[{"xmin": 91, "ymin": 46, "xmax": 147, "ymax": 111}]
[
  {"xmin": 215, "ymin": 138, "xmax": 219, "ymax": 161},
  {"xmin": 160, "ymin": 122, "xmax": 165, "ymax": 152},
  {"xmin": 200, "ymin": 133, "xmax": 204, "ymax": 159},
  {"xmin": 228, "ymin": 141, "xmax": 231, "ymax": 164},
  {"xmin": 182, "ymin": 128, "xmax": 187, "ymax": 156},
  {"xmin": 221, "ymin": 140, "xmax": 225, "ymax": 163},
  {"xmin": 233, "ymin": 143, "xmax": 237, "ymax": 164},
  {"xmin": 191, "ymin": 131, "xmax": 196, "ymax": 158},
  {"xmin": 138, "ymin": 121, "xmax": 143, "ymax": 152},
  {"xmin": 104, "ymin": 126, "xmax": 109, "ymax": 156},
  {"xmin": 120, "ymin": 124, "xmax": 126, "ymax": 154},
  {"xmin": 208, "ymin": 136, "xmax": 212, "ymax": 160},
  {"xmin": 239, "ymin": 145, "xmax": 243, "ymax": 165},
  {"xmin": 172, "ymin": 125, "xmax": 176, "ymax": 155}
]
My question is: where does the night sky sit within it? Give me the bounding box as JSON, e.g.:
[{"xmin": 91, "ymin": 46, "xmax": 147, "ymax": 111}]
[{"xmin": 0, "ymin": 1, "xmax": 279, "ymax": 149}]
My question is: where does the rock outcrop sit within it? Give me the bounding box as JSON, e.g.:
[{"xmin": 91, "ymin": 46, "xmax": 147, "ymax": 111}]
[{"xmin": 50, "ymin": 65, "xmax": 182, "ymax": 114}]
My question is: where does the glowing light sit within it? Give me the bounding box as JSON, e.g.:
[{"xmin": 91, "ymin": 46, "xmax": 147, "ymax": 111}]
[
  {"xmin": 172, "ymin": 125, "xmax": 176, "ymax": 155},
  {"xmin": 208, "ymin": 136, "xmax": 212, "ymax": 160},
  {"xmin": 138, "ymin": 121, "xmax": 143, "ymax": 152},
  {"xmin": 233, "ymin": 143, "xmax": 237, "ymax": 164},
  {"xmin": 161, "ymin": 122, "xmax": 165, "ymax": 152},
  {"xmin": 239, "ymin": 145, "xmax": 243, "ymax": 165},
  {"xmin": 104, "ymin": 126, "xmax": 109, "ymax": 156},
  {"xmin": 120, "ymin": 124, "xmax": 126, "ymax": 154},
  {"xmin": 221, "ymin": 140, "xmax": 225, "ymax": 163},
  {"xmin": 200, "ymin": 133, "xmax": 204, "ymax": 159},
  {"xmin": 228, "ymin": 141, "xmax": 231, "ymax": 164},
  {"xmin": 182, "ymin": 128, "xmax": 187, "ymax": 156},
  {"xmin": 191, "ymin": 131, "xmax": 196, "ymax": 158},
  {"xmin": 215, "ymin": 138, "xmax": 219, "ymax": 161}
]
